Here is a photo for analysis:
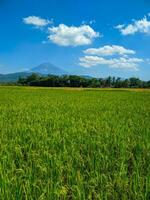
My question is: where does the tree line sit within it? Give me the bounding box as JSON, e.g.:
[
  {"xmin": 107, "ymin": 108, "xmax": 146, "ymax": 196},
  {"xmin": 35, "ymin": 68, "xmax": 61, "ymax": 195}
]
[{"xmin": 17, "ymin": 73, "xmax": 150, "ymax": 88}]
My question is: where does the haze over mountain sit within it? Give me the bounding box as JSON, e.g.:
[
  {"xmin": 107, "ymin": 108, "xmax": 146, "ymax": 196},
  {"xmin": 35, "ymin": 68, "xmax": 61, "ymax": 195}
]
[
  {"xmin": 0, "ymin": 63, "xmax": 67, "ymax": 82},
  {"xmin": 0, "ymin": 61, "xmax": 148, "ymax": 83},
  {"xmin": 0, "ymin": 62, "xmax": 92, "ymax": 82},
  {"xmin": 30, "ymin": 63, "xmax": 67, "ymax": 75}
]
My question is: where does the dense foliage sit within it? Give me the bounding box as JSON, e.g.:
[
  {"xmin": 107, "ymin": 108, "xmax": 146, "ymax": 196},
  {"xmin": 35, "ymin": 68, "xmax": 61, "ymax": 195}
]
[
  {"xmin": 0, "ymin": 87, "xmax": 150, "ymax": 199},
  {"xmin": 17, "ymin": 73, "xmax": 150, "ymax": 88}
]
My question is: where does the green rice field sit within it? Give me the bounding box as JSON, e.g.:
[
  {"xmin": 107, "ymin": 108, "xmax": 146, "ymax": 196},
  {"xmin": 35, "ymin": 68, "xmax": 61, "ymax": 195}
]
[{"xmin": 0, "ymin": 87, "xmax": 150, "ymax": 199}]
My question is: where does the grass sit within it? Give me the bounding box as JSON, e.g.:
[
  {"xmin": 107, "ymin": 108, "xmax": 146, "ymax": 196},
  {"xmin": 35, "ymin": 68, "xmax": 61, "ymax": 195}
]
[{"xmin": 0, "ymin": 87, "xmax": 150, "ymax": 199}]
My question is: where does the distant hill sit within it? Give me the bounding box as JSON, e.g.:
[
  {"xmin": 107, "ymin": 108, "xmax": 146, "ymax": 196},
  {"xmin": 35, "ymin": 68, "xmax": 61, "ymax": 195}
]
[
  {"xmin": 0, "ymin": 72, "xmax": 31, "ymax": 83},
  {"xmin": 81, "ymin": 75, "xmax": 93, "ymax": 79},
  {"xmin": 30, "ymin": 63, "xmax": 67, "ymax": 75},
  {"xmin": 0, "ymin": 63, "xmax": 68, "ymax": 83}
]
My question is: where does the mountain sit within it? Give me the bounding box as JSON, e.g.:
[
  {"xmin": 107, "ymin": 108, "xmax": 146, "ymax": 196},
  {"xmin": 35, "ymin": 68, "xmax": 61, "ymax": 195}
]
[
  {"xmin": 0, "ymin": 72, "xmax": 31, "ymax": 83},
  {"xmin": 0, "ymin": 63, "xmax": 95, "ymax": 83},
  {"xmin": 0, "ymin": 63, "xmax": 68, "ymax": 83},
  {"xmin": 30, "ymin": 63, "xmax": 67, "ymax": 75}
]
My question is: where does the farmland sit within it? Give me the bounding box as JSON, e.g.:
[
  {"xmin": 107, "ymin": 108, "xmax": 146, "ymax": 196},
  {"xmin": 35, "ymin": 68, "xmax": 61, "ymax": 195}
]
[{"xmin": 0, "ymin": 87, "xmax": 150, "ymax": 199}]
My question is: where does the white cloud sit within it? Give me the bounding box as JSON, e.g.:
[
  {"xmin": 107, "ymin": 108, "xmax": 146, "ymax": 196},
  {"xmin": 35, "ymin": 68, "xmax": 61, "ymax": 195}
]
[
  {"xmin": 48, "ymin": 24, "xmax": 100, "ymax": 46},
  {"xmin": 115, "ymin": 24, "xmax": 125, "ymax": 30},
  {"xmin": 23, "ymin": 16, "xmax": 53, "ymax": 27},
  {"xmin": 84, "ymin": 45, "xmax": 135, "ymax": 56},
  {"xmin": 79, "ymin": 55, "xmax": 143, "ymax": 70},
  {"xmin": 116, "ymin": 16, "xmax": 150, "ymax": 35}
]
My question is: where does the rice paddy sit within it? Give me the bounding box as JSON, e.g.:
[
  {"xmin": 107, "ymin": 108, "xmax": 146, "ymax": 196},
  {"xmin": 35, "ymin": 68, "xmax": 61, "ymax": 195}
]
[{"xmin": 0, "ymin": 87, "xmax": 150, "ymax": 199}]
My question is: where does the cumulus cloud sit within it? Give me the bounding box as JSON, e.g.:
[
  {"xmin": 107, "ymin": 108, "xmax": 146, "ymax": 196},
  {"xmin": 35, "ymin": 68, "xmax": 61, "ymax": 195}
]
[
  {"xmin": 23, "ymin": 16, "xmax": 53, "ymax": 27},
  {"xmin": 79, "ymin": 56, "xmax": 143, "ymax": 70},
  {"xmin": 84, "ymin": 45, "xmax": 135, "ymax": 56},
  {"xmin": 48, "ymin": 24, "xmax": 100, "ymax": 46},
  {"xmin": 116, "ymin": 16, "xmax": 150, "ymax": 35},
  {"xmin": 80, "ymin": 45, "xmax": 142, "ymax": 70}
]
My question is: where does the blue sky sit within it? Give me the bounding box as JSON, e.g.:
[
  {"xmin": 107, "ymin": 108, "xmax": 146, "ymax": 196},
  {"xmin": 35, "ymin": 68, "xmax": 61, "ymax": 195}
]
[{"xmin": 0, "ymin": 0, "xmax": 150, "ymax": 80}]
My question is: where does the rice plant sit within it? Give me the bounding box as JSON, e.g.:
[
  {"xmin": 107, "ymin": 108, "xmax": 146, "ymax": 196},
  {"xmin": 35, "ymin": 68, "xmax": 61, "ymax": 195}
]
[{"xmin": 0, "ymin": 87, "xmax": 150, "ymax": 199}]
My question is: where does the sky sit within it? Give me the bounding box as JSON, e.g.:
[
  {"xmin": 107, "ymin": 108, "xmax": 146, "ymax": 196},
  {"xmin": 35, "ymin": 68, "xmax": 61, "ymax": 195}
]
[{"xmin": 0, "ymin": 0, "xmax": 150, "ymax": 80}]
